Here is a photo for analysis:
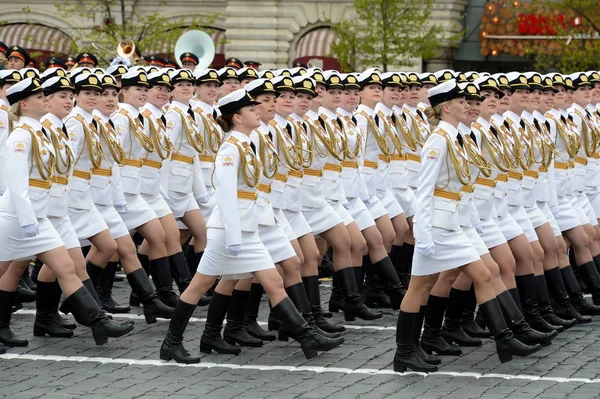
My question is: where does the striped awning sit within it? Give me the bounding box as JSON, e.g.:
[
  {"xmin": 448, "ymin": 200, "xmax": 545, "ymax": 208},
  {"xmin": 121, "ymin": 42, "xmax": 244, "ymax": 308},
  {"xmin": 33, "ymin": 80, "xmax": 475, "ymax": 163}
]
[
  {"xmin": 295, "ymin": 27, "xmax": 337, "ymax": 59},
  {"xmin": 152, "ymin": 29, "xmax": 226, "ymax": 55},
  {"xmin": 0, "ymin": 23, "xmax": 73, "ymax": 54}
]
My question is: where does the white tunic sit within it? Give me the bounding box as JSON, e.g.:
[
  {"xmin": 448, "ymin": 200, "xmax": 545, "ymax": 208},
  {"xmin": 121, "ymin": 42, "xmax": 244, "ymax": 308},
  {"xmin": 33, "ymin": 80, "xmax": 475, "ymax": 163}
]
[
  {"xmin": 198, "ymin": 130, "xmax": 274, "ymax": 279},
  {"xmin": 0, "ymin": 99, "xmax": 10, "ymax": 195},
  {"xmin": 0, "ymin": 117, "xmax": 63, "ymax": 261}
]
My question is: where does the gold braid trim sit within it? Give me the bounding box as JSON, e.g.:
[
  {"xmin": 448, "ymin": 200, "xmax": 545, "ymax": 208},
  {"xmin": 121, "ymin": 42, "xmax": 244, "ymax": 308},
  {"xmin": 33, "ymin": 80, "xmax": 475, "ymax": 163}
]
[
  {"xmin": 117, "ymin": 109, "xmax": 154, "ymax": 153},
  {"xmin": 21, "ymin": 124, "xmax": 55, "ymax": 181},
  {"xmin": 359, "ymin": 111, "xmax": 391, "ymax": 156},
  {"xmin": 69, "ymin": 115, "xmax": 103, "ymax": 169},
  {"xmin": 226, "ymin": 136, "xmax": 261, "ymax": 188},
  {"xmin": 172, "ymin": 108, "xmax": 205, "ymax": 153},
  {"xmin": 93, "ymin": 116, "xmax": 126, "ymax": 165},
  {"xmin": 268, "ymin": 120, "xmax": 303, "ymax": 171}
]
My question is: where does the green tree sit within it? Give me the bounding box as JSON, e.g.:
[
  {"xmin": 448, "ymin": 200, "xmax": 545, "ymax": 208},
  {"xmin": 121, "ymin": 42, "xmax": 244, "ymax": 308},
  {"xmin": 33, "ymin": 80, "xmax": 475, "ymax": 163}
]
[
  {"xmin": 28, "ymin": 0, "xmax": 219, "ymax": 65},
  {"xmin": 530, "ymin": 0, "xmax": 600, "ymax": 73},
  {"xmin": 331, "ymin": 0, "xmax": 461, "ymax": 72}
]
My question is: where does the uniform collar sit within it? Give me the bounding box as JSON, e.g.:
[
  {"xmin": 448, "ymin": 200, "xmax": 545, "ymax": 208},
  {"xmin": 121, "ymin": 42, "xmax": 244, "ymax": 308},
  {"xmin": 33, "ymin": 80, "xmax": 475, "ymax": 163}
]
[
  {"xmin": 92, "ymin": 109, "xmax": 110, "ymax": 122},
  {"xmin": 476, "ymin": 116, "xmax": 491, "ymax": 130},
  {"xmin": 142, "ymin": 102, "xmax": 162, "ymax": 117},
  {"xmin": 336, "ymin": 107, "xmax": 352, "ymax": 117},
  {"xmin": 417, "ymin": 101, "xmax": 429, "ymax": 109},
  {"xmin": 546, "ymin": 108, "xmax": 561, "ymax": 119},
  {"xmin": 305, "ymin": 109, "xmax": 318, "ymax": 121},
  {"xmin": 119, "ymin": 102, "xmax": 139, "ymax": 117},
  {"xmin": 72, "ymin": 106, "xmax": 93, "ymax": 122},
  {"xmin": 257, "ymin": 121, "xmax": 270, "ymax": 134},
  {"xmin": 0, "ymin": 98, "xmax": 8, "ymax": 108},
  {"xmin": 403, "ymin": 104, "xmax": 418, "ymax": 114},
  {"xmin": 229, "ymin": 130, "xmax": 250, "ymax": 143},
  {"xmin": 521, "ymin": 110, "xmax": 534, "ymax": 123},
  {"xmin": 273, "ymin": 113, "xmax": 288, "ymax": 128},
  {"xmin": 170, "ymin": 100, "xmax": 189, "ymax": 112},
  {"xmin": 532, "ymin": 110, "xmax": 545, "ymax": 121},
  {"xmin": 490, "ymin": 114, "xmax": 505, "ymax": 126},
  {"xmin": 318, "ymin": 106, "xmax": 337, "ymax": 120},
  {"xmin": 503, "ymin": 110, "xmax": 521, "ymax": 124},
  {"xmin": 191, "ymin": 99, "xmax": 214, "ymax": 114},
  {"xmin": 289, "ymin": 112, "xmax": 303, "ymax": 122},
  {"xmin": 42, "ymin": 112, "xmax": 63, "ymax": 128},
  {"xmin": 356, "ymin": 104, "xmax": 375, "ymax": 115},
  {"xmin": 18, "ymin": 116, "xmax": 43, "ymax": 130},
  {"xmin": 436, "ymin": 120, "xmax": 459, "ymax": 139},
  {"xmin": 585, "ymin": 103, "xmax": 596, "ymax": 113},
  {"xmin": 569, "ymin": 102, "xmax": 586, "ymax": 114},
  {"xmin": 457, "ymin": 122, "xmax": 471, "ymax": 136},
  {"xmin": 374, "ymin": 102, "xmax": 392, "ymax": 115}
]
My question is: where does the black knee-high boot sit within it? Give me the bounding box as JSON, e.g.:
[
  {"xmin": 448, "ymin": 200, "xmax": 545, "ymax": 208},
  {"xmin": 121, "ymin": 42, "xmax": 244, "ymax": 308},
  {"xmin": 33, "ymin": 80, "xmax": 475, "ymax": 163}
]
[
  {"xmin": 545, "ymin": 267, "xmax": 591, "ymax": 323},
  {"xmin": 126, "ymin": 268, "xmax": 175, "ymax": 323},
  {"xmin": 570, "ymin": 249, "xmax": 588, "ymax": 293},
  {"xmin": 243, "ymin": 283, "xmax": 275, "ymax": 341},
  {"xmin": 575, "ymin": 260, "xmax": 600, "ymax": 306},
  {"xmin": 129, "ymin": 254, "xmax": 150, "ymax": 307},
  {"xmin": 303, "ymin": 275, "xmax": 345, "ymax": 333},
  {"xmin": 441, "ymin": 288, "xmax": 482, "ymax": 346},
  {"xmin": 364, "ymin": 256, "xmax": 392, "ymax": 309},
  {"xmin": 33, "ymin": 281, "xmax": 74, "ymax": 338},
  {"xmin": 398, "ymin": 243, "xmax": 414, "ymax": 290},
  {"xmin": 414, "ymin": 306, "xmax": 441, "ymax": 365},
  {"xmin": 515, "ymin": 274, "xmax": 562, "ymax": 332},
  {"xmin": 96, "ymin": 261, "xmax": 130, "ymax": 314},
  {"xmin": 48, "ymin": 280, "xmax": 76, "ymax": 329},
  {"xmin": 30, "ymin": 258, "xmax": 43, "ymax": 284},
  {"xmin": 561, "ymin": 265, "xmax": 600, "ymax": 315},
  {"xmin": 335, "ymin": 267, "xmax": 382, "ymax": 321},
  {"xmin": 393, "ymin": 310, "xmax": 438, "ymax": 372},
  {"xmin": 160, "ymin": 300, "xmax": 201, "ymax": 364},
  {"xmin": 372, "ymin": 256, "xmax": 406, "ymax": 310},
  {"xmin": 168, "ymin": 252, "xmax": 209, "ymax": 306},
  {"xmin": 0, "ymin": 291, "xmax": 29, "ymax": 347},
  {"xmin": 200, "ymin": 292, "xmax": 241, "ymax": 354},
  {"xmin": 390, "ymin": 244, "xmax": 403, "ymax": 278},
  {"xmin": 479, "ymin": 298, "xmax": 541, "ymax": 363},
  {"xmin": 149, "ymin": 257, "xmax": 179, "ymax": 308},
  {"xmin": 535, "ymin": 271, "xmax": 575, "ymax": 330},
  {"xmin": 461, "ymin": 285, "xmax": 491, "ymax": 338},
  {"xmin": 420, "ymin": 295, "xmax": 462, "ymax": 355},
  {"xmin": 224, "ymin": 289, "xmax": 264, "ymax": 347}
]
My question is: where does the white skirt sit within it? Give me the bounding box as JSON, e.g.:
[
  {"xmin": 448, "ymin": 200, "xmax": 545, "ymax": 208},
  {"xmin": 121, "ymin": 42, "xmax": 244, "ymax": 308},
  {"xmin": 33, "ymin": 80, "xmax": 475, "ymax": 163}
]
[
  {"xmin": 412, "ymin": 227, "xmax": 480, "ymax": 276},
  {"xmin": 283, "ymin": 209, "xmax": 313, "ymax": 238},
  {"xmin": 478, "ymin": 217, "xmax": 507, "ymax": 249},
  {"xmin": 48, "ymin": 215, "xmax": 80, "ymax": 250},
  {"xmin": 274, "ymin": 208, "xmax": 296, "ymax": 240},
  {"xmin": 68, "ymin": 207, "xmax": 108, "ymax": 241},
  {"xmin": 577, "ymin": 193, "xmax": 598, "ymax": 226},
  {"xmin": 0, "ymin": 214, "xmax": 64, "ymax": 261},
  {"xmin": 554, "ymin": 196, "xmax": 581, "ymax": 232},
  {"xmin": 141, "ymin": 193, "xmax": 173, "ymax": 219},
  {"xmin": 330, "ymin": 201, "xmax": 354, "ymax": 226},
  {"xmin": 166, "ymin": 191, "xmax": 199, "ymax": 218},
  {"xmin": 586, "ymin": 190, "xmax": 600, "ymax": 222},
  {"xmin": 198, "ymin": 227, "xmax": 275, "ymax": 280},
  {"xmin": 302, "ymin": 203, "xmax": 342, "ymax": 236},
  {"xmin": 524, "ymin": 204, "xmax": 548, "ymax": 229},
  {"xmin": 259, "ymin": 223, "xmax": 296, "ymax": 264},
  {"xmin": 199, "ymin": 188, "xmax": 217, "ymax": 221},
  {"xmin": 463, "ymin": 226, "xmax": 489, "ymax": 256},
  {"xmin": 347, "ymin": 197, "xmax": 376, "ymax": 231},
  {"xmin": 496, "ymin": 213, "xmax": 524, "ymax": 242},
  {"xmin": 95, "ymin": 204, "xmax": 129, "ymax": 240},
  {"xmin": 365, "ymin": 195, "xmax": 388, "ymax": 220},
  {"xmin": 539, "ymin": 202, "xmax": 562, "ymax": 237},
  {"xmin": 508, "ymin": 205, "xmax": 538, "ymax": 242},
  {"xmin": 392, "ymin": 187, "xmax": 415, "ymax": 218},
  {"xmin": 118, "ymin": 193, "xmax": 157, "ymax": 231},
  {"xmin": 377, "ymin": 189, "xmax": 403, "ymax": 219}
]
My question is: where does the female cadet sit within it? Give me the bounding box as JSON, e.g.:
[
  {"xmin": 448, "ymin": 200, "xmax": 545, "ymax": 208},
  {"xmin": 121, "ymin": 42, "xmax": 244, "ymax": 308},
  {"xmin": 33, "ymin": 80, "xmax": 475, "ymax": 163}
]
[
  {"xmin": 393, "ymin": 80, "xmax": 540, "ymax": 373},
  {"xmin": 0, "ymin": 78, "xmax": 133, "ymax": 347},
  {"xmin": 318, "ymin": 71, "xmax": 405, "ymax": 309},
  {"xmin": 89, "ymin": 73, "xmax": 174, "ymax": 323},
  {"xmin": 137, "ymin": 70, "xmax": 194, "ymax": 300},
  {"xmin": 159, "ymin": 89, "xmax": 344, "ymax": 364},
  {"xmin": 282, "ymin": 74, "xmax": 380, "ymax": 322},
  {"xmin": 112, "ymin": 69, "xmax": 179, "ymax": 307},
  {"xmin": 164, "ymin": 69, "xmax": 209, "ymax": 293}
]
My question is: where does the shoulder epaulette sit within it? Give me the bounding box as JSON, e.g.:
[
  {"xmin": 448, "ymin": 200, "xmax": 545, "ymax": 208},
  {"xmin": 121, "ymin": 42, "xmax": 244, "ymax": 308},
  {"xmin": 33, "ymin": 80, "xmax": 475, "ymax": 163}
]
[{"xmin": 140, "ymin": 109, "xmax": 152, "ymax": 119}]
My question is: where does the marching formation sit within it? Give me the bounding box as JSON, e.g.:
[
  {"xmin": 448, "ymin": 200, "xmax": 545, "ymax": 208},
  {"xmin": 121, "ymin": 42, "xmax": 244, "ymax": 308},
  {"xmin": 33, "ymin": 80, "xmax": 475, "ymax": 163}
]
[{"xmin": 2, "ymin": 43, "xmax": 600, "ymax": 375}]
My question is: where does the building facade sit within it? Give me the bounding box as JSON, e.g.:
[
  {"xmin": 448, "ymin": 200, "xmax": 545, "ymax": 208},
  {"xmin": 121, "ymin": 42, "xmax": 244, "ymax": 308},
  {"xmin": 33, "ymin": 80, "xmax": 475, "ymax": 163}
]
[{"xmin": 0, "ymin": 0, "xmax": 466, "ymax": 71}]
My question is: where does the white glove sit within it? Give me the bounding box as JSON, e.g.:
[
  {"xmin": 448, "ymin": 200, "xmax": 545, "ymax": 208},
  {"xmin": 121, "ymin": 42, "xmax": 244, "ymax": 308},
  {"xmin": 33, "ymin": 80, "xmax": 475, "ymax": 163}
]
[
  {"xmin": 113, "ymin": 199, "xmax": 128, "ymax": 213},
  {"xmin": 226, "ymin": 244, "xmax": 242, "ymax": 257},
  {"xmin": 110, "ymin": 56, "xmax": 132, "ymax": 67},
  {"xmin": 196, "ymin": 194, "xmax": 210, "ymax": 204},
  {"xmin": 416, "ymin": 240, "xmax": 435, "ymax": 257},
  {"xmin": 362, "ymin": 196, "xmax": 372, "ymax": 205},
  {"xmin": 474, "ymin": 223, "xmax": 484, "ymax": 235},
  {"xmin": 342, "ymin": 201, "xmax": 350, "ymax": 209},
  {"xmin": 22, "ymin": 223, "xmax": 39, "ymax": 238},
  {"xmin": 550, "ymin": 205, "xmax": 560, "ymax": 218}
]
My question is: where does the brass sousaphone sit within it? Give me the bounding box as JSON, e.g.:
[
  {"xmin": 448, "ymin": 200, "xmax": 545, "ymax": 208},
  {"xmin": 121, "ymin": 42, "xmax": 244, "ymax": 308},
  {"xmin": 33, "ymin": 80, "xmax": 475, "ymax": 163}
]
[{"xmin": 174, "ymin": 30, "xmax": 215, "ymax": 73}]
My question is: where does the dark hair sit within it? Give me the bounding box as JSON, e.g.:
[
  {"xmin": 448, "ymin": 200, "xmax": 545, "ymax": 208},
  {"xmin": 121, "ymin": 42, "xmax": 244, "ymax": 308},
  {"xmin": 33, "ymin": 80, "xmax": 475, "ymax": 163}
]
[{"xmin": 216, "ymin": 113, "xmax": 235, "ymax": 132}]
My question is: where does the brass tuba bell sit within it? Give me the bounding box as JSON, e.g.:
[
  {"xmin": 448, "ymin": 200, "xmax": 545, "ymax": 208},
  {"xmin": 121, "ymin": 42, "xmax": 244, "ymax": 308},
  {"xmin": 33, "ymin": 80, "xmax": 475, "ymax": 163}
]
[{"xmin": 117, "ymin": 39, "xmax": 136, "ymax": 59}]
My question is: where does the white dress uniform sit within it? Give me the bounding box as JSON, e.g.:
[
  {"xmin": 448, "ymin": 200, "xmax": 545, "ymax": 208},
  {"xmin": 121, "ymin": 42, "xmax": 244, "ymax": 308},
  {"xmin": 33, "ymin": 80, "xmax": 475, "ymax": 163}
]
[
  {"xmin": 164, "ymin": 100, "xmax": 206, "ymax": 218},
  {"xmin": 65, "ymin": 106, "xmax": 110, "ymax": 241},
  {"xmin": 567, "ymin": 103, "xmax": 598, "ymax": 226},
  {"xmin": 190, "ymin": 99, "xmax": 223, "ymax": 220},
  {"xmin": 502, "ymin": 110, "xmax": 539, "ymax": 242},
  {"xmin": 390, "ymin": 104, "xmax": 416, "ymax": 218},
  {"xmin": 470, "ymin": 117, "xmax": 509, "ymax": 249},
  {"xmin": 412, "ymin": 120, "xmax": 480, "ymax": 275},
  {"xmin": 271, "ymin": 113, "xmax": 312, "ymax": 238},
  {"xmin": 337, "ymin": 107, "xmax": 376, "ymax": 231},
  {"xmin": 402, "ymin": 103, "xmax": 429, "ymax": 190},
  {"xmin": 89, "ymin": 110, "xmax": 130, "ymax": 241},
  {"xmin": 199, "ymin": 131, "xmax": 274, "ymax": 279},
  {"xmin": 372, "ymin": 102, "xmax": 404, "ymax": 219},
  {"xmin": 289, "ymin": 111, "xmax": 342, "ymax": 235},
  {"xmin": 40, "ymin": 113, "xmax": 80, "ymax": 249},
  {"xmin": 545, "ymin": 108, "xmax": 581, "ymax": 232},
  {"xmin": 112, "ymin": 103, "xmax": 158, "ymax": 229},
  {"xmin": 250, "ymin": 122, "xmax": 296, "ymax": 263},
  {"xmin": 354, "ymin": 104, "xmax": 391, "ymax": 219},
  {"xmin": 0, "ymin": 116, "xmax": 64, "ymax": 261},
  {"xmin": 0, "ymin": 98, "xmax": 10, "ymax": 195},
  {"xmin": 139, "ymin": 102, "xmax": 174, "ymax": 218}
]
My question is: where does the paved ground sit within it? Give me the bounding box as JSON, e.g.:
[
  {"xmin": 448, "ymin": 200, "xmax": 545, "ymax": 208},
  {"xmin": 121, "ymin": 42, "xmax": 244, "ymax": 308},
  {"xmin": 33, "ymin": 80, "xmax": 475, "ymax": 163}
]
[{"xmin": 2, "ymin": 279, "xmax": 600, "ymax": 399}]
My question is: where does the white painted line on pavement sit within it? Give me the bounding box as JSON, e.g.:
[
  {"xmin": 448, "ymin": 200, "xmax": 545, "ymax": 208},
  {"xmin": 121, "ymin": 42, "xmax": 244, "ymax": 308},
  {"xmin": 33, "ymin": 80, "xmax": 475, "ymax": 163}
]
[
  {"xmin": 13, "ymin": 309, "xmax": 397, "ymax": 331},
  {"xmin": 0, "ymin": 353, "xmax": 597, "ymax": 384}
]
